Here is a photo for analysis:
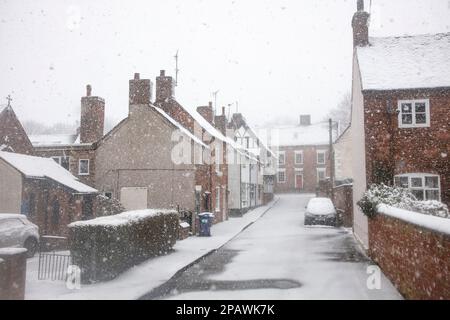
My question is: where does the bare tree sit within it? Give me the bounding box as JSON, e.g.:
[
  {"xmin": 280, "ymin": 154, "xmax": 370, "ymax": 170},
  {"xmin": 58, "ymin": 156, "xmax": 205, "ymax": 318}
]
[{"xmin": 324, "ymin": 92, "xmax": 351, "ymax": 130}]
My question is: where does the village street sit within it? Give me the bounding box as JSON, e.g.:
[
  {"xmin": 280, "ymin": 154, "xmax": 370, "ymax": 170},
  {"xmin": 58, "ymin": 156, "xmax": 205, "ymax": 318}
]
[{"xmin": 141, "ymin": 194, "xmax": 402, "ymax": 300}]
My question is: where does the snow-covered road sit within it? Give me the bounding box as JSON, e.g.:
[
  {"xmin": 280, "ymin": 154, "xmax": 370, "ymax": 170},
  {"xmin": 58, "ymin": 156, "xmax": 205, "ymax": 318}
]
[{"xmin": 142, "ymin": 194, "xmax": 402, "ymax": 300}]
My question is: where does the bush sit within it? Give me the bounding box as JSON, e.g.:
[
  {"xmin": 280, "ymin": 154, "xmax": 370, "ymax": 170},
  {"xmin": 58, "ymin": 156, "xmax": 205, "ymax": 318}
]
[
  {"xmin": 68, "ymin": 209, "xmax": 179, "ymax": 283},
  {"xmin": 93, "ymin": 194, "xmax": 125, "ymax": 217},
  {"xmin": 358, "ymin": 184, "xmax": 449, "ymax": 219},
  {"xmin": 357, "ymin": 184, "xmax": 415, "ymax": 218}
]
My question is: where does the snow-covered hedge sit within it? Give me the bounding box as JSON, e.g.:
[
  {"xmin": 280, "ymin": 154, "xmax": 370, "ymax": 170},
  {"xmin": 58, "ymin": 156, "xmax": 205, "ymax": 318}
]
[
  {"xmin": 68, "ymin": 209, "xmax": 179, "ymax": 283},
  {"xmin": 357, "ymin": 184, "xmax": 449, "ymax": 219}
]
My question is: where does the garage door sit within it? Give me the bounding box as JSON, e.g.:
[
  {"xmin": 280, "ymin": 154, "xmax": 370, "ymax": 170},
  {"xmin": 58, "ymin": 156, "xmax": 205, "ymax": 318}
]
[{"xmin": 120, "ymin": 187, "xmax": 148, "ymax": 211}]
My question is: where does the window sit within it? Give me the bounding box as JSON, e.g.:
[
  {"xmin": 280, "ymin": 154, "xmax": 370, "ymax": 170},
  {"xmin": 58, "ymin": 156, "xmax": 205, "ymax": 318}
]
[
  {"xmin": 295, "ymin": 151, "xmax": 303, "ymax": 165},
  {"xmin": 278, "ymin": 151, "xmax": 285, "ymax": 166},
  {"xmin": 78, "ymin": 159, "xmax": 90, "ymax": 175},
  {"xmin": 51, "ymin": 156, "xmax": 70, "ymax": 170},
  {"xmin": 317, "ymin": 168, "xmax": 326, "ymax": 182},
  {"xmin": 394, "ymin": 173, "xmax": 440, "ymax": 201},
  {"xmin": 317, "ymin": 150, "xmax": 326, "ymax": 165},
  {"xmin": 277, "ymin": 169, "xmax": 286, "ymax": 183},
  {"xmin": 398, "ymin": 99, "xmax": 430, "ymax": 128},
  {"xmin": 215, "ymin": 187, "xmax": 220, "ymax": 212}
]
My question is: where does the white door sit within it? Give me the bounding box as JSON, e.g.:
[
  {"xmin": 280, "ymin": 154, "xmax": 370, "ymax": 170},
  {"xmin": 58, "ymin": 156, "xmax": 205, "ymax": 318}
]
[{"xmin": 120, "ymin": 187, "xmax": 148, "ymax": 211}]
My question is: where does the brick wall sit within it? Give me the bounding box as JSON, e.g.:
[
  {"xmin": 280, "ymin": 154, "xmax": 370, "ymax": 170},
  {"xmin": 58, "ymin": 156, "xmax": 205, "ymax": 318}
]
[
  {"xmin": 0, "ymin": 107, "xmax": 34, "ymax": 155},
  {"xmin": 364, "ymin": 88, "xmax": 450, "ymax": 206},
  {"xmin": 34, "ymin": 147, "xmax": 96, "ymax": 187},
  {"xmin": 369, "ymin": 213, "xmax": 450, "ymax": 299},
  {"xmin": 275, "ymin": 145, "xmax": 330, "ymax": 193},
  {"xmin": 333, "ymin": 184, "xmax": 353, "ymax": 227},
  {"xmin": 23, "ymin": 179, "xmax": 85, "ymax": 236}
]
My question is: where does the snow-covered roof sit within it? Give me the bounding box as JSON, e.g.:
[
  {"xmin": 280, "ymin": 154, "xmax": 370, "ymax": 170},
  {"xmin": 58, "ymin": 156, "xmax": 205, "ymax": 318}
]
[
  {"xmin": 357, "ymin": 33, "xmax": 450, "ymax": 91},
  {"xmin": 152, "ymin": 106, "xmax": 208, "ymax": 148},
  {"xmin": 171, "ymin": 106, "xmax": 260, "ymax": 162},
  {"xmin": 29, "ymin": 134, "xmax": 82, "ymax": 147},
  {"xmin": 0, "ymin": 151, "xmax": 97, "ymax": 193},
  {"xmin": 264, "ymin": 123, "xmax": 336, "ymax": 147}
]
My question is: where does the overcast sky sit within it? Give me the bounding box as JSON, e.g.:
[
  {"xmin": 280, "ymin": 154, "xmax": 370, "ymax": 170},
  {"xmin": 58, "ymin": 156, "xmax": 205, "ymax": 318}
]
[{"xmin": 0, "ymin": 0, "xmax": 449, "ymax": 129}]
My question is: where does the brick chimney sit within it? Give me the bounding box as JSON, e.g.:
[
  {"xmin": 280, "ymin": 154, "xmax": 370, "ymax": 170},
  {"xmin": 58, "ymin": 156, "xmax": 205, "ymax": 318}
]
[
  {"xmin": 214, "ymin": 106, "xmax": 227, "ymax": 135},
  {"xmin": 129, "ymin": 73, "xmax": 152, "ymax": 106},
  {"xmin": 352, "ymin": 0, "xmax": 370, "ymax": 47},
  {"xmin": 155, "ymin": 70, "xmax": 175, "ymax": 102},
  {"xmin": 197, "ymin": 102, "xmax": 214, "ymax": 125},
  {"xmin": 80, "ymin": 85, "xmax": 105, "ymax": 143},
  {"xmin": 299, "ymin": 115, "xmax": 311, "ymax": 126}
]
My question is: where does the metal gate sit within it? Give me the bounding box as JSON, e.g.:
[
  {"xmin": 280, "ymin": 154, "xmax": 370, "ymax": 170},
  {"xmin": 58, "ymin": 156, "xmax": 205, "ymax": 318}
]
[{"xmin": 38, "ymin": 251, "xmax": 72, "ymax": 281}]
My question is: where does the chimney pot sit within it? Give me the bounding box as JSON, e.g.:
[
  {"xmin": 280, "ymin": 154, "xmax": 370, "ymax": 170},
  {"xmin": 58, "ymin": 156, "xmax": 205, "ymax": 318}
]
[
  {"xmin": 222, "ymin": 106, "xmax": 225, "ymax": 116},
  {"xmin": 134, "ymin": 73, "xmax": 140, "ymax": 80},
  {"xmin": 357, "ymin": 0, "xmax": 364, "ymax": 11},
  {"xmin": 209, "ymin": 101, "xmax": 213, "ymax": 108},
  {"xmin": 160, "ymin": 70, "xmax": 165, "ymax": 76},
  {"xmin": 86, "ymin": 84, "xmax": 92, "ymax": 96}
]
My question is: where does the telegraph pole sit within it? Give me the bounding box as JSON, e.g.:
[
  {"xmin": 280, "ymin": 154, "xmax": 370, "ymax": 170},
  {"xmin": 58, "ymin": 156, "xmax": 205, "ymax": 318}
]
[{"xmin": 329, "ymin": 118, "xmax": 335, "ymax": 200}]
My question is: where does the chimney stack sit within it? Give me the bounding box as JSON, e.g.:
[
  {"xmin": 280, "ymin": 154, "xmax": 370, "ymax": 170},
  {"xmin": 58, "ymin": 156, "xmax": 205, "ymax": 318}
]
[
  {"xmin": 214, "ymin": 106, "xmax": 227, "ymax": 135},
  {"xmin": 352, "ymin": 0, "xmax": 370, "ymax": 47},
  {"xmin": 129, "ymin": 73, "xmax": 152, "ymax": 106},
  {"xmin": 155, "ymin": 70, "xmax": 175, "ymax": 102},
  {"xmin": 80, "ymin": 85, "xmax": 105, "ymax": 143},
  {"xmin": 197, "ymin": 102, "xmax": 214, "ymax": 125},
  {"xmin": 299, "ymin": 115, "xmax": 311, "ymax": 126}
]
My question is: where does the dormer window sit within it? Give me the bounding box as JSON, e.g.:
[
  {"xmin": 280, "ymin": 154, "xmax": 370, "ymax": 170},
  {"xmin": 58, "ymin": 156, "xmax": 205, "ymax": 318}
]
[{"xmin": 398, "ymin": 99, "xmax": 430, "ymax": 128}]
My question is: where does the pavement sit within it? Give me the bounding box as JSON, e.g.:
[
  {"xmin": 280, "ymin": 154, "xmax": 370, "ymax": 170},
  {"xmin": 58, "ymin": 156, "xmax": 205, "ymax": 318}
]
[
  {"xmin": 141, "ymin": 194, "xmax": 402, "ymax": 300},
  {"xmin": 25, "ymin": 199, "xmax": 277, "ymax": 299}
]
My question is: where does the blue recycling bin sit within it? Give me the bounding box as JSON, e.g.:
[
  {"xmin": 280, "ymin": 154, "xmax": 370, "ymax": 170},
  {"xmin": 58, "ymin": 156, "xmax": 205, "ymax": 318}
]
[{"xmin": 198, "ymin": 212, "xmax": 214, "ymax": 236}]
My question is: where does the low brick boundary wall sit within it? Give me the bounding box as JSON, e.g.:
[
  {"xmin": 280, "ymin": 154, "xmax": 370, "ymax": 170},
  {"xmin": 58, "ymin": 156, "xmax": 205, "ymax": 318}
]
[
  {"xmin": 333, "ymin": 184, "xmax": 353, "ymax": 227},
  {"xmin": 369, "ymin": 210, "xmax": 450, "ymax": 299}
]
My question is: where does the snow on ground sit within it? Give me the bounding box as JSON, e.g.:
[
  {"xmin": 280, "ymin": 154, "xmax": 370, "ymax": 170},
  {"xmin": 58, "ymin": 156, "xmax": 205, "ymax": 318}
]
[
  {"xmin": 25, "ymin": 201, "xmax": 276, "ymax": 300},
  {"xmin": 163, "ymin": 194, "xmax": 402, "ymax": 300}
]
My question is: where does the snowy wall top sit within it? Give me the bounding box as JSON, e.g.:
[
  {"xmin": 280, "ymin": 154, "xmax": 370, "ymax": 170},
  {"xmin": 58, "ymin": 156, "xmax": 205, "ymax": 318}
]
[
  {"xmin": 0, "ymin": 151, "xmax": 97, "ymax": 193},
  {"xmin": 357, "ymin": 33, "xmax": 450, "ymax": 91},
  {"xmin": 377, "ymin": 204, "xmax": 450, "ymax": 236}
]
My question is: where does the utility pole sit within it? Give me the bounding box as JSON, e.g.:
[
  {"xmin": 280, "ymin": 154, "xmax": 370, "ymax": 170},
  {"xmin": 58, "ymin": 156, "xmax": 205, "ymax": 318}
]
[
  {"xmin": 329, "ymin": 118, "xmax": 335, "ymax": 200},
  {"xmin": 174, "ymin": 50, "xmax": 179, "ymax": 86}
]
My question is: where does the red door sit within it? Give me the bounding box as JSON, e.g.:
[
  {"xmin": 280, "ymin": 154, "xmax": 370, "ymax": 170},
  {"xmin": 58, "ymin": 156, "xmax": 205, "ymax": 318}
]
[{"xmin": 295, "ymin": 174, "xmax": 303, "ymax": 190}]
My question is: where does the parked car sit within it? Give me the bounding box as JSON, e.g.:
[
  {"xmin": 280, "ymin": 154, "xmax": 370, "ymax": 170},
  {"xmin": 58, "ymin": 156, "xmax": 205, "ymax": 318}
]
[
  {"xmin": 304, "ymin": 197, "xmax": 337, "ymax": 227},
  {"xmin": 0, "ymin": 214, "xmax": 39, "ymax": 257}
]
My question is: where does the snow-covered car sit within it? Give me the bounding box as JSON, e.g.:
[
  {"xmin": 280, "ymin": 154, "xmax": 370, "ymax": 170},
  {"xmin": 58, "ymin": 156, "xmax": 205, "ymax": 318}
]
[
  {"xmin": 0, "ymin": 214, "xmax": 39, "ymax": 257},
  {"xmin": 304, "ymin": 197, "xmax": 337, "ymax": 226}
]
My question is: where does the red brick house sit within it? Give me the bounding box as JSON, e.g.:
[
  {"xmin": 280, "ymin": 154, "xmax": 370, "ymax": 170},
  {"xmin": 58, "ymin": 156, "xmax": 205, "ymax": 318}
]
[
  {"xmin": 351, "ymin": 1, "xmax": 450, "ymax": 248},
  {"xmin": 263, "ymin": 115, "xmax": 337, "ymax": 193},
  {"xmin": 154, "ymin": 70, "xmax": 233, "ymax": 223},
  {"xmin": 0, "ymin": 151, "xmax": 98, "ymax": 236},
  {"xmin": 0, "ymin": 104, "xmax": 34, "ymax": 155}
]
